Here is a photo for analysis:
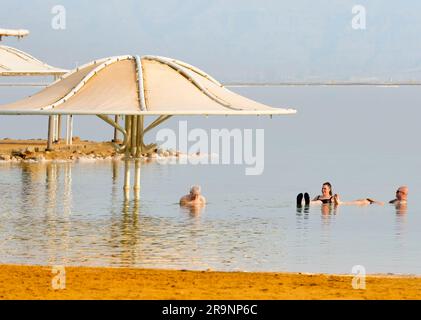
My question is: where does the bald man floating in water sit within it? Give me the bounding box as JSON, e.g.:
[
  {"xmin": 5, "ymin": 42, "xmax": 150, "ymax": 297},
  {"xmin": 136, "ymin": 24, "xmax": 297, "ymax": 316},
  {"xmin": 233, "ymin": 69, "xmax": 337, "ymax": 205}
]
[
  {"xmin": 332, "ymin": 186, "xmax": 408, "ymax": 206},
  {"xmin": 389, "ymin": 186, "xmax": 408, "ymax": 205},
  {"xmin": 180, "ymin": 185, "xmax": 207, "ymax": 207}
]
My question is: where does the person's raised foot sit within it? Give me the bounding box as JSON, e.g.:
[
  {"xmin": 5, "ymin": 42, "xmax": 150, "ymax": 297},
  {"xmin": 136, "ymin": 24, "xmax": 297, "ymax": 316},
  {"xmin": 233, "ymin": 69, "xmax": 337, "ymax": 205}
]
[
  {"xmin": 296, "ymin": 193, "xmax": 303, "ymax": 207},
  {"xmin": 304, "ymin": 193, "xmax": 310, "ymax": 206}
]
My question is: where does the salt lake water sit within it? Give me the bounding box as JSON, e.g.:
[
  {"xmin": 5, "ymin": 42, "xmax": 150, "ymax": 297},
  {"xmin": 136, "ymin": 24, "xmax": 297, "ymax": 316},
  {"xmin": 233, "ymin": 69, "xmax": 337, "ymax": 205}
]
[{"xmin": 0, "ymin": 86, "xmax": 420, "ymax": 274}]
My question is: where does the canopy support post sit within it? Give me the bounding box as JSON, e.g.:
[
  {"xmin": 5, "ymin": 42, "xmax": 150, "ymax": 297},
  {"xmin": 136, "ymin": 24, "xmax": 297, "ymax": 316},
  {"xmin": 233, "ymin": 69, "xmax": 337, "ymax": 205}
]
[
  {"xmin": 112, "ymin": 115, "xmax": 119, "ymax": 142},
  {"xmin": 96, "ymin": 115, "xmax": 128, "ymax": 153},
  {"xmin": 47, "ymin": 115, "xmax": 55, "ymax": 151},
  {"xmin": 143, "ymin": 115, "xmax": 172, "ymax": 134},
  {"xmin": 55, "ymin": 115, "xmax": 62, "ymax": 143},
  {"xmin": 131, "ymin": 115, "xmax": 138, "ymax": 157},
  {"xmin": 66, "ymin": 115, "xmax": 73, "ymax": 145},
  {"xmin": 136, "ymin": 116, "xmax": 144, "ymax": 158},
  {"xmin": 49, "ymin": 75, "xmax": 60, "ymax": 147},
  {"xmin": 97, "ymin": 114, "xmax": 172, "ymax": 156}
]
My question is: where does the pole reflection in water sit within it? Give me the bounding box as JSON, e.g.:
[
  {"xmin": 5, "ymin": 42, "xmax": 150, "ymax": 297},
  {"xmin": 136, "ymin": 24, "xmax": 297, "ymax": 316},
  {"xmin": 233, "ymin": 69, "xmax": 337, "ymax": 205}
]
[
  {"xmin": 134, "ymin": 160, "xmax": 141, "ymax": 201},
  {"xmin": 123, "ymin": 160, "xmax": 130, "ymax": 201},
  {"xmin": 112, "ymin": 159, "xmax": 119, "ymax": 183},
  {"xmin": 118, "ymin": 199, "xmax": 140, "ymax": 267},
  {"xmin": 295, "ymin": 204, "xmax": 310, "ymax": 268},
  {"xmin": 394, "ymin": 202, "xmax": 408, "ymax": 216},
  {"xmin": 111, "ymin": 160, "xmax": 120, "ymax": 206},
  {"xmin": 319, "ymin": 204, "xmax": 337, "ymax": 273},
  {"xmin": 20, "ymin": 163, "xmax": 43, "ymax": 214},
  {"xmin": 45, "ymin": 162, "xmax": 58, "ymax": 266},
  {"xmin": 44, "ymin": 162, "xmax": 72, "ymax": 266},
  {"xmin": 394, "ymin": 203, "xmax": 407, "ymax": 241}
]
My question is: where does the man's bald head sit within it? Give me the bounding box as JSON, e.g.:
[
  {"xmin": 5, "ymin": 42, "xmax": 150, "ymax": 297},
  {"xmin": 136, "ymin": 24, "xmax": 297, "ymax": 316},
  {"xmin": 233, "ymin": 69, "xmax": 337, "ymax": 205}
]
[
  {"xmin": 396, "ymin": 186, "xmax": 408, "ymax": 201},
  {"xmin": 190, "ymin": 185, "xmax": 201, "ymax": 196}
]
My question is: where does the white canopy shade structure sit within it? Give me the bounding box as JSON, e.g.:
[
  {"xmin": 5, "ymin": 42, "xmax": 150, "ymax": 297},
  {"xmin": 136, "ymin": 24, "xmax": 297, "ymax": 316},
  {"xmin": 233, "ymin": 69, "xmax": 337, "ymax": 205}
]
[
  {"xmin": 0, "ymin": 45, "xmax": 68, "ymax": 76},
  {"xmin": 0, "ymin": 45, "xmax": 70, "ymax": 150},
  {"xmin": 0, "ymin": 28, "xmax": 29, "ymax": 40},
  {"xmin": 0, "ymin": 55, "xmax": 295, "ymax": 116},
  {"xmin": 0, "ymin": 54, "xmax": 296, "ymax": 155}
]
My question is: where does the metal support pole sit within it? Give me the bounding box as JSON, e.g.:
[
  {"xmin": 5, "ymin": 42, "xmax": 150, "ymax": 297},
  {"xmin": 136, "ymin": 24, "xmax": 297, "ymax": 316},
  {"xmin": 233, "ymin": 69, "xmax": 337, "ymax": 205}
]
[
  {"xmin": 134, "ymin": 159, "xmax": 141, "ymax": 200},
  {"xmin": 139, "ymin": 115, "xmax": 172, "ymax": 154},
  {"xmin": 66, "ymin": 115, "xmax": 73, "ymax": 145},
  {"xmin": 47, "ymin": 115, "xmax": 55, "ymax": 151},
  {"xmin": 56, "ymin": 115, "xmax": 62, "ymax": 143},
  {"xmin": 131, "ymin": 115, "xmax": 137, "ymax": 157},
  {"xmin": 53, "ymin": 115, "xmax": 58, "ymax": 142},
  {"xmin": 113, "ymin": 115, "xmax": 119, "ymax": 142},
  {"xmin": 136, "ymin": 115, "xmax": 143, "ymax": 157},
  {"xmin": 125, "ymin": 115, "xmax": 132, "ymax": 158}
]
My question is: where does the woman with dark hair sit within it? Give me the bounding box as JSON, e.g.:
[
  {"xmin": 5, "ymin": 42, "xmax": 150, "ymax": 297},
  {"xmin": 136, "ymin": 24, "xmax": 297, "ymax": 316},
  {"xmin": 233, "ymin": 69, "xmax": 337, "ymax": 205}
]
[
  {"xmin": 313, "ymin": 182, "xmax": 334, "ymax": 204},
  {"xmin": 297, "ymin": 182, "xmax": 334, "ymax": 207},
  {"xmin": 297, "ymin": 182, "xmax": 384, "ymax": 207}
]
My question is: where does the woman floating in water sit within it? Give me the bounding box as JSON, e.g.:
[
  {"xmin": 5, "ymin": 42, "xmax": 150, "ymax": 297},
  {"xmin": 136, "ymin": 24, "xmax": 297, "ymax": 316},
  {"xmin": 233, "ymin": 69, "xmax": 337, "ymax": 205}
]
[
  {"xmin": 297, "ymin": 182, "xmax": 335, "ymax": 207},
  {"xmin": 297, "ymin": 182, "xmax": 384, "ymax": 207}
]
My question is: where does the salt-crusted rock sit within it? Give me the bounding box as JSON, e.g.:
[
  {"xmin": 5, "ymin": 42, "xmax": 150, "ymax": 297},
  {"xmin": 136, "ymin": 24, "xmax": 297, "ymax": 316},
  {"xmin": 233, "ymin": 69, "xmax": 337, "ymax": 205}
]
[
  {"xmin": 0, "ymin": 154, "xmax": 11, "ymax": 161},
  {"xmin": 11, "ymin": 149, "xmax": 25, "ymax": 157},
  {"xmin": 147, "ymin": 152, "xmax": 158, "ymax": 158}
]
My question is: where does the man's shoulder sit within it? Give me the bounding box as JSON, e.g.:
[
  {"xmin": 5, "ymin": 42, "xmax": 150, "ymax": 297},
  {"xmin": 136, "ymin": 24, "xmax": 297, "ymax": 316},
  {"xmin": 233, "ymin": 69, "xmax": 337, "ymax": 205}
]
[{"xmin": 180, "ymin": 195, "xmax": 190, "ymax": 203}]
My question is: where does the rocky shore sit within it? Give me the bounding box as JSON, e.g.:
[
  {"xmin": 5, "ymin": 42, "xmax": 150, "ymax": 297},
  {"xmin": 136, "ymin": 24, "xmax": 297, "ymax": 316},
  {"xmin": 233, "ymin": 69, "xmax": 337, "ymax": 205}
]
[{"xmin": 0, "ymin": 138, "xmax": 185, "ymax": 163}]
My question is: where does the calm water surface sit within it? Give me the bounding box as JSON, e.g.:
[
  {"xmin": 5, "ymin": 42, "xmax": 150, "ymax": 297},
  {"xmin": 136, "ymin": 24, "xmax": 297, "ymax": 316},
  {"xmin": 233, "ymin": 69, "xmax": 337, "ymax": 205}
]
[{"xmin": 1, "ymin": 86, "xmax": 420, "ymax": 274}]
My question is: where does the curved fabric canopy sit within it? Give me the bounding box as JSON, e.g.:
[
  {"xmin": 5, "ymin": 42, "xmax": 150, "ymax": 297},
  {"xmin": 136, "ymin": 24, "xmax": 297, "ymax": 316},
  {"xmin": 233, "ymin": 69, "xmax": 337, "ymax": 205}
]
[
  {"xmin": 0, "ymin": 45, "xmax": 68, "ymax": 76},
  {"xmin": 0, "ymin": 28, "xmax": 29, "ymax": 39},
  {"xmin": 0, "ymin": 55, "xmax": 296, "ymax": 116}
]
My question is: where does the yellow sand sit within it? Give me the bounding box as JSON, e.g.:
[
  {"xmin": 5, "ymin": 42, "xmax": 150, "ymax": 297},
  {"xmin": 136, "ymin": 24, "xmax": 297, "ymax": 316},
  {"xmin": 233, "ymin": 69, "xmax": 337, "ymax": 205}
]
[{"xmin": 0, "ymin": 265, "xmax": 420, "ymax": 300}]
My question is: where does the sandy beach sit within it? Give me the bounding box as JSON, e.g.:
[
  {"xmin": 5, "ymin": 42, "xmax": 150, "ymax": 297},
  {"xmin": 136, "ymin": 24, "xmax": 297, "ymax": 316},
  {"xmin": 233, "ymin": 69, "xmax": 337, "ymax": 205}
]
[{"xmin": 0, "ymin": 264, "xmax": 420, "ymax": 300}]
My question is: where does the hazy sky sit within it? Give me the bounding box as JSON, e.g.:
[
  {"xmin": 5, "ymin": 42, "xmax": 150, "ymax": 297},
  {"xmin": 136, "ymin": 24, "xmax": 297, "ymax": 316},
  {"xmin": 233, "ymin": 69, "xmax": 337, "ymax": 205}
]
[{"xmin": 2, "ymin": 0, "xmax": 421, "ymax": 82}]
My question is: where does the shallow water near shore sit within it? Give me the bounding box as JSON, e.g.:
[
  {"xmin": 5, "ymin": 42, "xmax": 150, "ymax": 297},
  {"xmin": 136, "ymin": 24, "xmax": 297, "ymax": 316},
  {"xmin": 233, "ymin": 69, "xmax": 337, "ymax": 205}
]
[{"xmin": 1, "ymin": 86, "xmax": 421, "ymax": 274}]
